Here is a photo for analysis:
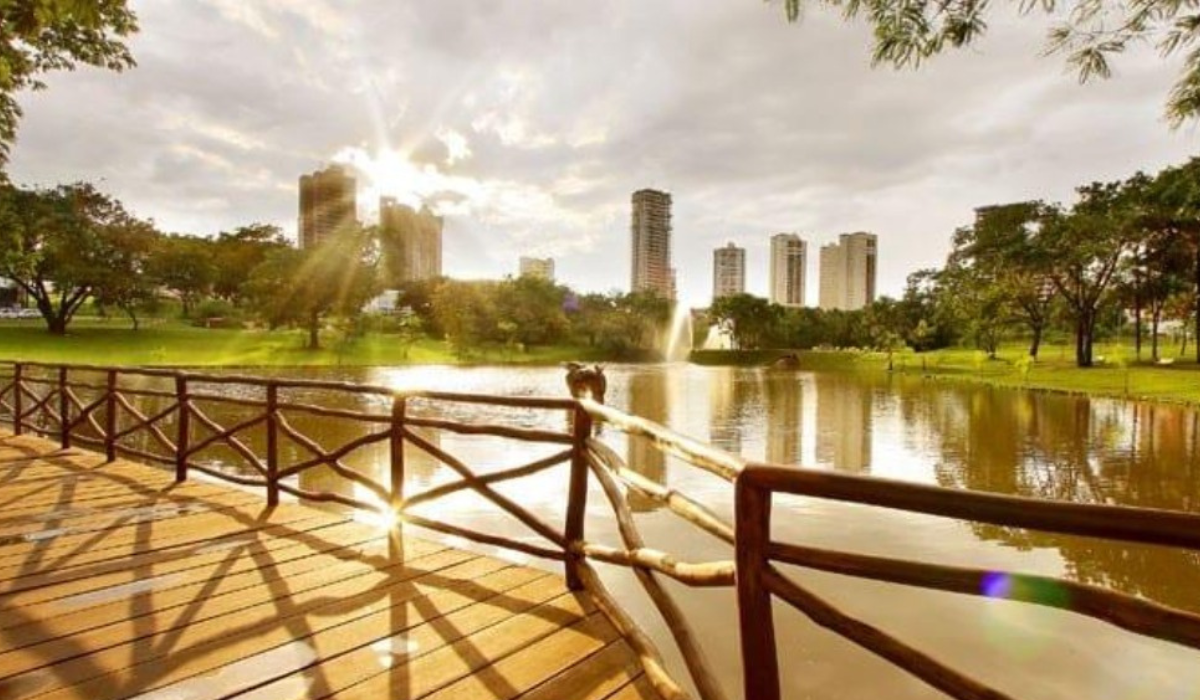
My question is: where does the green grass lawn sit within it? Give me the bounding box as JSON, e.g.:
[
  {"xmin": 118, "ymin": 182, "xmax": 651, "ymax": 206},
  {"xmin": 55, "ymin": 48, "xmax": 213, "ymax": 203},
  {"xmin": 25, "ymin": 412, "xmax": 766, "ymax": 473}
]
[
  {"xmin": 0, "ymin": 319, "xmax": 609, "ymax": 368},
  {"xmin": 693, "ymin": 341, "xmax": 1200, "ymax": 404},
  {"xmin": 865, "ymin": 342, "xmax": 1200, "ymax": 405}
]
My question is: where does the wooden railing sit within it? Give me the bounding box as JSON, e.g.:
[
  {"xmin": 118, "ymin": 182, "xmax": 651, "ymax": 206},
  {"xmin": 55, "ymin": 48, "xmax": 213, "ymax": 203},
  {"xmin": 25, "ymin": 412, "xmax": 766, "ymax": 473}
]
[
  {"xmin": 574, "ymin": 398, "xmax": 1200, "ymax": 700},
  {"xmin": 4, "ymin": 360, "xmax": 1200, "ymax": 700}
]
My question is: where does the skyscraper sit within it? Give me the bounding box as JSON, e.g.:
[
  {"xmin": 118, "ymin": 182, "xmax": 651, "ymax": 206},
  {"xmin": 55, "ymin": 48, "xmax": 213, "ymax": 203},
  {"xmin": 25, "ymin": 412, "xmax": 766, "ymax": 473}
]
[
  {"xmin": 630, "ymin": 189, "xmax": 674, "ymax": 299},
  {"xmin": 519, "ymin": 256, "xmax": 555, "ymax": 281},
  {"xmin": 298, "ymin": 165, "xmax": 357, "ymax": 249},
  {"xmin": 379, "ymin": 197, "xmax": 443, "ymax": 284},
  {"xmin": 770, "ymin": 233, "xmax": 807, "ymax": 307},
  {"xmin": 818, "ymin": 232, "xmax": 877, "ymax": 310},
  {"xmin": 712, "ymin": 242, "xmax": 745, "ymax": 300}
]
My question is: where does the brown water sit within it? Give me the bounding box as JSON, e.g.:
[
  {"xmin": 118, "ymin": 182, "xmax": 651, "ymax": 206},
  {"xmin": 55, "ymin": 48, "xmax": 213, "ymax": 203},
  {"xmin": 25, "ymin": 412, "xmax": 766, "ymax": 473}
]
[{"xmin": 59, "ymin": 364, "xmax": 1200, "ymax": 700}]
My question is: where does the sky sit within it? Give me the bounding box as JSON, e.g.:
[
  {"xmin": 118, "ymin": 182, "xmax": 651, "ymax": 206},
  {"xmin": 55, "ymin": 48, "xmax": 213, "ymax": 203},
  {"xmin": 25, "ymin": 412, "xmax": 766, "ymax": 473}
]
[{"xmin": 9, "ymin": 0, "xmax": 1200, "ymax": 307}]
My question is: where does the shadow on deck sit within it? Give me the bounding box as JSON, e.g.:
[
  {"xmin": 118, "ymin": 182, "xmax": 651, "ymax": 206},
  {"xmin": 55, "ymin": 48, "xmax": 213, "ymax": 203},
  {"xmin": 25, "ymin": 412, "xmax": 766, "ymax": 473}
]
[{"xmin": 0, "ymin": 433, "xmax": 661, "ymax": 700}]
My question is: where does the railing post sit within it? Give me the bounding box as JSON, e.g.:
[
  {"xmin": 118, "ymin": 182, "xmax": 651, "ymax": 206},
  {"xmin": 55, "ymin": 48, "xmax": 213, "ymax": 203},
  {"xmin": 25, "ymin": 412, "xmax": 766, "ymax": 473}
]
[
  {"xmin": 104, "ymin": 369, "xmax": 117, "ymax": 462},
  {"xmin": 175, "ymin": 374, "xmax": 189, "ymax": 482},
  {"xmin": 564, "ymin": 402, "xmax": 593, "ymax": 590},
  {"xmin": 266, "ymin": 382, "xmax": 279, "ymax": 507},
  {"xmin": 389, "ymin": 395, "xmax": 406, "ymax": 518},
  {"xmin": 735, "ymin": 471, "xmax": 780, "ymax": 700},
  {"xmin": 12, "ymin": 363, "xmax": 22, "ymax": 436},
  {"xmin": 58, "ymin": 366, "xmax": 69, "ymax": 449}
]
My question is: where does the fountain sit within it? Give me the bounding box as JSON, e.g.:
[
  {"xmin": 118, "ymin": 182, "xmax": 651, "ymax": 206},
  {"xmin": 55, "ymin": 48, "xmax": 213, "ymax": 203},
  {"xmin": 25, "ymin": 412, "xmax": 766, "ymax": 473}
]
[
  {"xmin": 702, "ymin": 324, "xmax": 733, "ymax": 350},
  {"xmin": 663, "ymin": 304, "xmax": 693, "ymax": 362}
]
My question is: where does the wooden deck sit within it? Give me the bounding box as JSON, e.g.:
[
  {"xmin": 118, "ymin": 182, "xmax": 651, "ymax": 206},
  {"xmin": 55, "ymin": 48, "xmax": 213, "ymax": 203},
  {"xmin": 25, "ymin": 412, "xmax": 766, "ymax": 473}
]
[{"xmin": 0, "ymin": 432, "xmax": 663, "ymax": 700}]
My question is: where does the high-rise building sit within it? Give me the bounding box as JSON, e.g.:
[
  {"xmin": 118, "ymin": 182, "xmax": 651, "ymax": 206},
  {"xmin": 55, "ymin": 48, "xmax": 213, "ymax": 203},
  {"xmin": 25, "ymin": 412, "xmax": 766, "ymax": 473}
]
[
  {"xmin": 770, "ymin": 233, "xmax": 807, "ymax": 307},
  {"xmin": 818, "ymin": 232, "xmax": 877, "ymax": 310},
  {"xmin": 631, "ymin": 189, "xmax": 673, "ymax": 299},
  {"xmin": 712, "ymin": 242, "xmax": 745, "ymax": 300},
  {"xmin": 518, "ymin": 256, "xmax": 555, "ymax": 281},
  {"xmin": 379, "ymin": 197, "xmax": 443, "ymax": 283},
  {"xmin": 298, "ymin": 165, "xmax": 357, "ymax": 249}
]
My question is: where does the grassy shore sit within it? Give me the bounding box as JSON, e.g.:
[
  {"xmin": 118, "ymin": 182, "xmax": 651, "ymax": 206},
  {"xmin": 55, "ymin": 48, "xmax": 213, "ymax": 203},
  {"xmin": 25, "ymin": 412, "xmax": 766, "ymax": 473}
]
[
  {"xmin": 7, "ymin": 319, "xmax": 1199, "ymax": 404},
  {"xmin": 696, "ymin": 343, "xmax": 1200, "ymax": 404},
  {"xmin": 0, "ymin": 320, "xmax": 612, "ymax": 367}
]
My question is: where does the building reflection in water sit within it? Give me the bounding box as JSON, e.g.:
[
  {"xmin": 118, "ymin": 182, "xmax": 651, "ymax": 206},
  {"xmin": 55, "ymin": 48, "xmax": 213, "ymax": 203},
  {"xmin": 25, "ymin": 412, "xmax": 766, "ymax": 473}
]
[
  {"xmin": 762, "ymin": 371, "xmax": 803, "ymax": 466},
  {"xmin": 626, "ymin": 370, "xmax": 669, "ymax": 513},
  {"xmin": 814, "ymin": 373, "xmax": 872, "ymax": 473}
]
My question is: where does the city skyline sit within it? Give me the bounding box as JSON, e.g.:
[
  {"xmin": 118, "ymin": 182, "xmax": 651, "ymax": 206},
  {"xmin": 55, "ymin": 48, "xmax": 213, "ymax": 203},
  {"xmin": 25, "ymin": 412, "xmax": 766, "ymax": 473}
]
[{"xmin": 7, "ymin": 2, "xmax": 1197, "ymax": 307}]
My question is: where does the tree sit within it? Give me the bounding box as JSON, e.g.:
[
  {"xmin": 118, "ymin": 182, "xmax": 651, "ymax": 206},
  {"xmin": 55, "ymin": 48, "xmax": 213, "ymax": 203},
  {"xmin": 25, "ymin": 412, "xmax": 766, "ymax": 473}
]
[
  {"xmin": 0, "ymin": 2, "xmax": 138, "ymax": 161},
  {"xmin": 212, "ymin": 224, "xmax": 289, "ymax": 305},
  {"xmin": 431, "ymin": 280, "xmax": 500, "ymax": 357},
  {"xmin": 1145, "ymin": 158, "xmax": 1200, "ymax": 362},
  {"xmin": 246, "ymin": 229, "xmax": 377, "ymax": 350},
  {"xmin": 147, "ymin": 234, "xmax": 216, "ymax": 317},
  {"xmin": 778, "ymin": 0, "xmax": 1200, "ymax": 123},
  {"xmin": 0, "ymin": 181, "xmax": 156, "ymax": 334},
  {"xmin": 946, "ymin": 203, "xmax": 1054, "ymax": 357},
  {"xmin": 709, "ymin": 293, "xmax": 778, "ymax": 350},
  {"xmin": 1039, "ymin": 182, "xmax": 1135, "ymax": 367},
  {"xmin": 90, "ymin": 213, "xmax": 158, "ymax": 330},
  {"xmin": 494, "ymin": 275, "xmax": 569, "ymax": 347}
]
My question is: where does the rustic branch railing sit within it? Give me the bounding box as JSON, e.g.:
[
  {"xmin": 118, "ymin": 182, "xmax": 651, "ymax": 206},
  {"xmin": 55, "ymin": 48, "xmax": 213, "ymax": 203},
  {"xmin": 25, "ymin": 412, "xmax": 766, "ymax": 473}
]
[{"xmin": 4, "ymin": 361, "xmax": 1200, "ymax": 700}]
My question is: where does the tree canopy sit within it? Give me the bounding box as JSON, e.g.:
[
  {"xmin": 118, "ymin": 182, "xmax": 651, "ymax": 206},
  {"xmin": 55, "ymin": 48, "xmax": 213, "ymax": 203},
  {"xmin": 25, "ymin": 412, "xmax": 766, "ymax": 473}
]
[
  {"xmin": 777, "ymin": 0, "xmax": 1200, "ymax": 123},
  {"xmin": 0, "ymin": 181, "xmax": 156, "ymax": 333},
  {"xmin": 0, "ymin": 1, "xmax": 137, "ymax": 162}
]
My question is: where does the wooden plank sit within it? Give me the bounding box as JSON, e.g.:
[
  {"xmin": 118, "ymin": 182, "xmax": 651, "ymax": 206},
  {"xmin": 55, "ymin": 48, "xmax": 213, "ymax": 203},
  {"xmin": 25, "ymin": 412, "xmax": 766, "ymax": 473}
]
[
  {"xmin": 0, "ymin": 545, "xmax": 470, "ymax": 678},
  {"xmin": 0, "ymin": 531, "xmax": 439, "ymax": 652},
  {"xmin": 113, "ymin": 572, "xmax": 571, "ymax": 700},
  {"xmin": 0, "ymin": 483, "xmax": 263, "ymax": 525},
  {"xmin": 422, "ymin": 613, "xmax": 621, "ymax": 700},
  {"xmin": 0, "ymin": 519, "xmax": 384, "ymax": 613},
  {"xmin": 604, "ymin": 676, "xmax": 663, "ymax": 700},
  {"xmin": 10, "ymin": 560, "xmax": 543, "ymax": 700},
  {"xmin": 330, "ymin": 590, "xmax": 595, "ymax": 700},
  {"xmin": 0, "ymin": 502, "xmax": 337, "ymax": 576},
  {"xmin": 516, "ymin": 641, "xmax": 647, "ymax": 700},
  {"xmin": 0, "ymin": 489, "xmax": 265, "ymax": 541},
  {"xmin": 0, "ymin": 514, "xmax": 348, "ymax": 594},
  {"xmin": 227, "ymin": 579, "xmax": 588, "ymax": 700}
]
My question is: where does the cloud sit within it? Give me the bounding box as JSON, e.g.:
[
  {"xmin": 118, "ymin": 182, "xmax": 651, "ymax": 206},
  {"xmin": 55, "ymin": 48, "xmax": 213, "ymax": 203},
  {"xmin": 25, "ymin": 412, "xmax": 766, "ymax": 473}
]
[{"xmin": 6, "ymin": 0, "xmax": 1198, "ymax": 304}]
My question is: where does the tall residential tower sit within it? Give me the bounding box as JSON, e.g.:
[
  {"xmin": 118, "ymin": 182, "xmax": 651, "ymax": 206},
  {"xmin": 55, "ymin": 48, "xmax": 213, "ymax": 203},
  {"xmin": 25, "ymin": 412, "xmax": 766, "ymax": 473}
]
[
  {"xmin": 818, "ymin": 232, "xmax": 877, "ymax": 311},
  {"xmin": 712, "ymin": 243, "xmax": 745, "ymax": 300},
  {"xmin": 519, "ymin": 256, "xmax": 555, "ymax": 281},
  {"xmin": 769, "ymin": 233, "xmax": 807, "ymax": 307},
  {"xmin": 298, "ymin": 165, "xmax": 357, "ymax": 249},
  {"xmin": 379, "ymin": 197, "xmax": 443, "ymax": 283},
  {"xmin": 630, "ymin": 189, "xmax": 674, "ymax": 299}
]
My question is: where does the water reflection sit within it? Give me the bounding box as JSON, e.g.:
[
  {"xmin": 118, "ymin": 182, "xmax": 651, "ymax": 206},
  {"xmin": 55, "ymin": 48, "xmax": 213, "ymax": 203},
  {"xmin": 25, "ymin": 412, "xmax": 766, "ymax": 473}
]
[
  {"xmin": 626, "ymin": 371, "xmax": 668, "ymax": 513},
  {"xmin": 763, "ymin": 372, "xmax": 802, "ymax": 466},
  {"xmin": 814, "ymin": 373, "xmax": 872, "ymax": 473}
]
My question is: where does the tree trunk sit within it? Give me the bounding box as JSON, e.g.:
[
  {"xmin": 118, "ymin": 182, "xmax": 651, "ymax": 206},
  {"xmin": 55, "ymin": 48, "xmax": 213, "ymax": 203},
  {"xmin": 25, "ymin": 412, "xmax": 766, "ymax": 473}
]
[
  {"xmin": 1194, "ymin": 244, "xmax": 1200, "ymax": 363},
  {"xmin": 1076, "ymin": 313, "xmax": 1094, "ymax": 368},
  {"xmin": 48, "ymin": 315, "xmax": 67, "ymax": 335},
  {"xmin": 1151, "ymin": 308, "xmax": 1162, "ymax": 361},
  {"xmin": 308, "ymin": 312, "xmax": 320, "ymax": 350},
  {"xmin": 1028, "ymin": 323, "xmax": 1043, "ymax": 359},
  {"xmin": 1133, "ymin": 263, "xmax": 1142, "ymax": 361}
]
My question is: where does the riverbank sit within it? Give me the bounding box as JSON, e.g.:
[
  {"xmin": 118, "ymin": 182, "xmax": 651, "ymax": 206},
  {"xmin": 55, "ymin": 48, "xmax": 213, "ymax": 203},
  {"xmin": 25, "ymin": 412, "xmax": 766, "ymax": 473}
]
[
  {"xmin": 692, "ymin": 345, "xmax": 1200, "ymax": 405},
  {"xmin": 0, "ymin": 322, "xmax": 622, "ymax": 367}
]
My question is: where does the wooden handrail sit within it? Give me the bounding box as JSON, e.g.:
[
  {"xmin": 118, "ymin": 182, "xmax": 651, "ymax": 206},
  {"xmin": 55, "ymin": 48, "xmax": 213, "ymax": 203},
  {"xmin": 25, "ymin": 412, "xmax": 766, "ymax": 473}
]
[{"xmin": 735, "ymin": 463, "xmax": 1200, "ymax": 700}]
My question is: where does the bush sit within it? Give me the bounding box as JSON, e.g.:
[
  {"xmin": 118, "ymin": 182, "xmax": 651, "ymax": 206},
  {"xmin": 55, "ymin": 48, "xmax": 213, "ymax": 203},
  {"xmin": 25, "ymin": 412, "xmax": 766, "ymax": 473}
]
[{"xmin": 191, "ymin": 298, "xmax": 244, "ymax": 329}]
